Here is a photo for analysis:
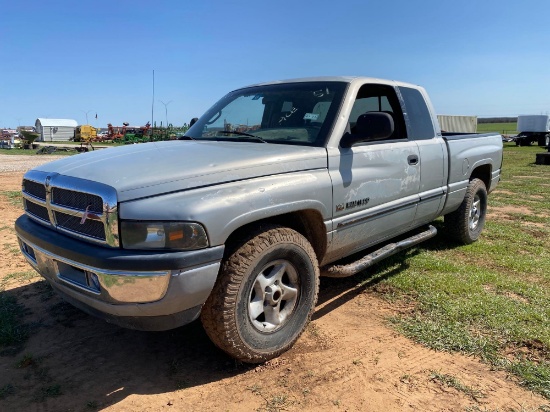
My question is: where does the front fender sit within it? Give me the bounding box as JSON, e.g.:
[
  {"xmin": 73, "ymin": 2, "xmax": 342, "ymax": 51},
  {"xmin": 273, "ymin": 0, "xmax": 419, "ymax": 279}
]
[{"xmin": 119, "ymin": 170, "xmax": 333, "ymax": 246}]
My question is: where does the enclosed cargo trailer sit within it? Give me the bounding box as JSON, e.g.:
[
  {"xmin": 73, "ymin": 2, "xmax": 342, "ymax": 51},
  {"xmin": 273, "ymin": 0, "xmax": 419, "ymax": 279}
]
[{"xmin": 516, "ymin": 115, "xmax": 550, "ymax": 146}]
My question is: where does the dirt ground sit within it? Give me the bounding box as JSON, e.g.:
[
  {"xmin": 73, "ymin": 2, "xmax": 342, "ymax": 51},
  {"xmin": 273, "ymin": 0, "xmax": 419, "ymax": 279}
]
[{"xmin": 0, "ymin": 164, "xmax": 547, "ymax": 412}]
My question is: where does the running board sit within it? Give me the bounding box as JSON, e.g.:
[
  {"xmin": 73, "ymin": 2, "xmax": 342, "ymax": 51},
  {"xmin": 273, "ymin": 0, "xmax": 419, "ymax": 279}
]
[{"xmin": 321, "ymin": 225, "xmax": 437, "ymax": 278}]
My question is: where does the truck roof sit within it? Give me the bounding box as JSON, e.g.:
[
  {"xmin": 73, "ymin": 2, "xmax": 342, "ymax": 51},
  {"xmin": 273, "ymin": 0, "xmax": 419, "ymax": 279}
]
[{"xmin": 240, "ymin": 76, "xmax": 422, "ymax": 90}]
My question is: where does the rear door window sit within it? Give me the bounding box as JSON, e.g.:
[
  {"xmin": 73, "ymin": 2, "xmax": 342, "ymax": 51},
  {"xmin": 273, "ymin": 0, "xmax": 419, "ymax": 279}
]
[{"xmin": 398, "ymin": 87, "xmax": 436, "ymax": 140}]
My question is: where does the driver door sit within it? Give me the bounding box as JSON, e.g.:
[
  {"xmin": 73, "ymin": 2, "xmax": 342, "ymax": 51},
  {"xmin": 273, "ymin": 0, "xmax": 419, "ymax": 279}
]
[{"xmin": 326, "ymin": 84, "xmax": 421, "ymax": 262}]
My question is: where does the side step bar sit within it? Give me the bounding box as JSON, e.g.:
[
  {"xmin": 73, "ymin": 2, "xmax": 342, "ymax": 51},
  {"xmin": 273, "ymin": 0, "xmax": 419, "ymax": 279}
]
[{"xmin": 321, "ymin": 225, "xmax": 437, "ymax": 278}]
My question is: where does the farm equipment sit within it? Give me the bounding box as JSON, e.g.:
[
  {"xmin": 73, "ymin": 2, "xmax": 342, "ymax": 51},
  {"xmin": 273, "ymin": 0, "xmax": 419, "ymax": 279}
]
[
  {"xmin": 74, "ymin": 125, "xmax": 97, "ymax": 143},
  {"xmin": 1, "ymin": 129, "xmax": 25, "ymax": 149},
  {"xmin": 107, "ymin": 123, "xmax": 125, "ymax": 140},
  {"xmin": 107, "ymin": 122, "xmax": 153, "ymax": 143},
  {"xmin": 104, "ymin": 122, "xmax": 184, "ymax": 144},
  {"xmin": 19, "ymin": 130, "xmax": 40, "ymax": 149}
]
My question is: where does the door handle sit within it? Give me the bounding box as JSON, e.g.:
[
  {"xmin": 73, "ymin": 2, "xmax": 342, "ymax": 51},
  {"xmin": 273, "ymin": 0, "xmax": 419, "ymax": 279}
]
[{"xmin": 407, "ymin": 155, "xmax": 419, "ymax": 165}]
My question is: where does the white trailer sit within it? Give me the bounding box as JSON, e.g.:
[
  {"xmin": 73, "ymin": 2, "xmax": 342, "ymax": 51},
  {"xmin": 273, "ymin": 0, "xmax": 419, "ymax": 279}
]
[
  {"xmin": 516, "ymin": 115, "xmax": 550, "ymax": 146},
  {"xmin": 437, "ymin": 115, "xmax": 477, "ymax": 133}
]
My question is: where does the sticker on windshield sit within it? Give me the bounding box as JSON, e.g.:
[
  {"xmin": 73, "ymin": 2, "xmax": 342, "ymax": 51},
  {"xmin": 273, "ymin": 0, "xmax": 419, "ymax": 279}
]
[
  {"xmin": 303, "ymin": 113, "xmax": 319, "ymax": 120},
  {"xmin": 252, "ymin": 94, "xmax": 262, "ymax": 100}
]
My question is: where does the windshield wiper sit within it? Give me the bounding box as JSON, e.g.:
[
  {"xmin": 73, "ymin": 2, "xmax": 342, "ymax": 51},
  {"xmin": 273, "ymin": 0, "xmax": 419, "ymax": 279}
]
[
  {"xmin": 178, "ymin": 135, "xmax": 195, "ymax": 140},
  {"xmin": 217, "ymin": 130, "xmax": 267, "ymax": 143}
]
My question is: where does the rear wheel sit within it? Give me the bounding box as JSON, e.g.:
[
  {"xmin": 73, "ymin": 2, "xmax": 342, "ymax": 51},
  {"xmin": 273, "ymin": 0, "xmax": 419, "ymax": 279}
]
[
  {"xmin": 444, "ymin": 178, "xmax": 487, "ymax": 244},
  {"xmin": 201, "ymin": 225, "xmax": 319, "ymax": 363}
]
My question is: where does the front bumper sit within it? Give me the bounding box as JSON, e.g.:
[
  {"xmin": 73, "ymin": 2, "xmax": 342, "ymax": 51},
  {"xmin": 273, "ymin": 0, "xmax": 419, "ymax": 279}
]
[{"xmin": 15, "ymin": 215, "xmax": 224, "ymax": 331}]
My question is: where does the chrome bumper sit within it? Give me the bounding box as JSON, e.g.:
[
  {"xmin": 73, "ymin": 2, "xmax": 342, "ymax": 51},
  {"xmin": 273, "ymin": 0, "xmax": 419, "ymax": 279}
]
[
  {"xmin": 19, "ymin": 238, "xmax": 171, "ymax": 304},
  {"xmin": 15, "ymin": 215, "xmax": 224, "ymax": 330}
]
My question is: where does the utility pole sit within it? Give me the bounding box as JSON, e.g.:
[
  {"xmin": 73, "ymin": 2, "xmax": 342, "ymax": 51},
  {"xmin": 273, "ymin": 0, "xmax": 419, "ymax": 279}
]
[{"xmin": 81, "ymin": 110, "xmax": 94, "ymax": 125}]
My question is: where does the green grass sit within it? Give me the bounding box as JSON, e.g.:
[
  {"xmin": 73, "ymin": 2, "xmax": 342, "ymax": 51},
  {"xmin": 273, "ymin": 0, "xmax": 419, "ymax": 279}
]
[
  {"xmin": 17, "ymin": 353, "xmax": 38, "ymax": 368},
  {"xmin": 0, "ymin": 383, "xmax": 16, "ymax": 400},
  {"xmin": 362, "ymin": 143, "xmax": 550, "ymax": 399},
  {"xmin": 0, "ymin": 148, "xmax": 38, "ymax": 155},
  {"xmin": 1, "ymin": 191, "xmax": 23, "ymax": 207},
  {"xmin": 33, "ymin": 384, "xmax": 62, "ymax": 402},
  {"xmin": 0, "ymin": 294, "xmax": 29, "ymax": 349},
  {"xmin": 429, "ymin": 370, "xmax": 486, "ymax": 401},
  {"xmin": 0, "ymin": 148, "xmax": 77, "ymax": 156},
  {"xmin": 2, "ymin": 271, "xmax": 39, "ymax": 284},
  {"xmin": 1, "ymin": 140, "xmax": 126, "ymax": 156},
  {"xmin": 477, "ymin": 122, "xmax": 517, "ymax": 135}
]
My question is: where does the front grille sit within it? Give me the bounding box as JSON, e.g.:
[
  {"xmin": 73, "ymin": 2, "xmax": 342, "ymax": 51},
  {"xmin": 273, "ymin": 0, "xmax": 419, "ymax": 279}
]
[
  {"xmin": 21, "ymin": 171, "xmax": 118, "ymax": 247},
  {"xmin": 54, "ymin": 211, "xmax": 106, "ymax": 240},
  {"xmin": 52, "ymin": 187, "xmax": 103, "ymax": 213},
  {"xmin": 25, "ymin": 200, "xmax": 50, "ymax": 222},
  {"xmin": 23, "ymin": 179, "xmax": 46, "ymax": 200}
]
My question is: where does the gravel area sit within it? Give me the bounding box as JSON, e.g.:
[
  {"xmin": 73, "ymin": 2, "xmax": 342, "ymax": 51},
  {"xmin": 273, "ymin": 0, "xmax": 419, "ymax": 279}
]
[
  {"xmin": 0, "ymin": 154, "xmax": 66, "ymax": 172},
  {"xmin": 0, "ymin": 154, "xmax": 67, "ymax": 173}
]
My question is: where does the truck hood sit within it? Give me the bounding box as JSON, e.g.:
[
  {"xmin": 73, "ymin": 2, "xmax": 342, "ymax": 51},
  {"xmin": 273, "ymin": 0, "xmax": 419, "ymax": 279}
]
[{"xmin": 34, "ymin": 141, "xmax": 328, "ymax": 202}]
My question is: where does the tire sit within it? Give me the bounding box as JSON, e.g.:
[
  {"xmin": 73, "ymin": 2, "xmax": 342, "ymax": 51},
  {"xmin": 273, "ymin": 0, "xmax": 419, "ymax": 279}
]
[
  {"xmin": 444, "ymin": 178, "xmax": 488, "ymax": 244},
  {"xmin": 537, "ymin": 135, "xmax": 547, "ymax": 147},
  {"xmin": 201, "ymin": 225, "xmax": 319, "ymax": 363}
]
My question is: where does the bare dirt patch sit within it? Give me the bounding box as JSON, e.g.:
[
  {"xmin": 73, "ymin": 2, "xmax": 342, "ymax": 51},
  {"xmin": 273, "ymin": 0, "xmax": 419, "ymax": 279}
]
[
  {"xmin": 0, "ymin": 164, "xmax": 548, "ymax": 411},
  {"xmin": 487, "ymin": 205, "xmax": 537, "ymax": 221},
  {"xmin": 487, "ymin": 205, "xmax": 548, "ymax": 228},
  {"xmin": 483, "ymin": 285, "xmax": 530, "ymax": 304},
  {"xmin": 492, "ymin": 205, "xmax": 534, "ymax": 216},
  {"xmin": 492, "ymin": 189, "xmax": 514, "ymax": 196},
  {"xmin": 0, "ymin": 172, "xmax": 25, "ymax": 191}
]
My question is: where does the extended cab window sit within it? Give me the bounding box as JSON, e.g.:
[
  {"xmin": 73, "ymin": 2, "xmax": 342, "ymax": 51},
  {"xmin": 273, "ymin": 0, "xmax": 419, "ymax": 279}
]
[
  {"xmin": 348, "ymin": 84, "xmax": 407, "ymax": 140},
  {"xmin": 398, "ymin": 87, "xmax": 436, "ymax": 140}
]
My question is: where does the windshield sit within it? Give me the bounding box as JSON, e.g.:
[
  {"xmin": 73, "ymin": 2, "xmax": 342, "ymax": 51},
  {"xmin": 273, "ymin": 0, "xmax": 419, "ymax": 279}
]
[{"xmin": 186, "ymin": 81, "xmax": 347, "ymax": 147}]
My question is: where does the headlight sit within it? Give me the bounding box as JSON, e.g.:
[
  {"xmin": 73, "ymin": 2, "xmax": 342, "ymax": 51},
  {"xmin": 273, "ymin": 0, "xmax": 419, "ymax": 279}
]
[{"xmin": 121, "ymin": 221, "xmax": 209, "ymax": 250}]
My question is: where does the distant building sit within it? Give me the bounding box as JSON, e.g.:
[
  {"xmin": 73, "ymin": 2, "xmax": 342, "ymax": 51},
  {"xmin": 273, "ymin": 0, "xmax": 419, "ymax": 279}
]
[
  {"xmin": 18, "ymin": 126, "xmax": 36, "ymax": 133},
  {"xmin": 35, "ymin": 118, "xmax": 78, "ymax": 142}
]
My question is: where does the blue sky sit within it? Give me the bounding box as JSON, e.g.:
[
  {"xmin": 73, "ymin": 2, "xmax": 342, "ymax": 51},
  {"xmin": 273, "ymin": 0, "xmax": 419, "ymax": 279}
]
[{"xmin": 1, "ymin": 0, "xmax": 549, "ymax": 129}]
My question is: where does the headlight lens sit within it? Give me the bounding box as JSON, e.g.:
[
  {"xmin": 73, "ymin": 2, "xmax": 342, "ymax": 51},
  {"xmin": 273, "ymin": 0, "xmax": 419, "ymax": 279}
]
[{"xmin": 121, "ymin": 221, "xmax": 209, "ymax": 250}]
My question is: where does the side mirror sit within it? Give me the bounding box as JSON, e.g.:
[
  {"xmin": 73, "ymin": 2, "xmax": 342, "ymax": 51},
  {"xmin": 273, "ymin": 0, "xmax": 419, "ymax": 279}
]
[
  {"xmin": 189, "ymin": 117, "xmax": 198, "ymax": 127},
  {"xmin": 340, "ymin": 112, "xmax": 394, "ymax": 148}
]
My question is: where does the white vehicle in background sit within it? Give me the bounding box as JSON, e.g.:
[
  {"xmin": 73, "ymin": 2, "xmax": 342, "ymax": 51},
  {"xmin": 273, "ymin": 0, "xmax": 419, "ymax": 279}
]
[
  {"xmin": 515, "ymin": 115, "xmax": 550, "ymax": 146},
  {"xmin": 97, "ymin": 130, "xmax": 109, "ymax": 140}
]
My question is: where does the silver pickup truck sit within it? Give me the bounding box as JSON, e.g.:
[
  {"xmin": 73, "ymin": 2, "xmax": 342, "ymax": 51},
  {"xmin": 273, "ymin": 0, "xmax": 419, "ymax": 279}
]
[{"xmin": 15, "ymin": 77, "xmax": 503, "ymax": 363}]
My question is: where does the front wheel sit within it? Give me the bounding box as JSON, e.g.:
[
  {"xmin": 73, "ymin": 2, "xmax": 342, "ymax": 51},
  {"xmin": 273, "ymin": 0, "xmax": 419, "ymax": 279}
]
[
  {"xmin": 444, "ymin": 178, "xmax": 488, "ymax": 244},
  {"xmin": 201, "ymin": 226, "xmax": 319, "ymax": 363}
]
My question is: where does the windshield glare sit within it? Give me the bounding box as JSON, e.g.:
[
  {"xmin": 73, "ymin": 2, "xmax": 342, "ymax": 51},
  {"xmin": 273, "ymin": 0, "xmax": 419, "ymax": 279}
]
[{"xmin": 186, "ymin": 81, "xmax": 347, "ymax": 146}]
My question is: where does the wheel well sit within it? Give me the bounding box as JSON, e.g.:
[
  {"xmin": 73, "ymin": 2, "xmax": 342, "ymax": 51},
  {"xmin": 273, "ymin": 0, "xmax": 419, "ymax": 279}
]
[
  {"xmin": 223, "ymin": 210, "xmax": 327, "ymax": 263},
  {"xmin": 470, "ymin": 164, "xmax": 491, "ymax": 190}
]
